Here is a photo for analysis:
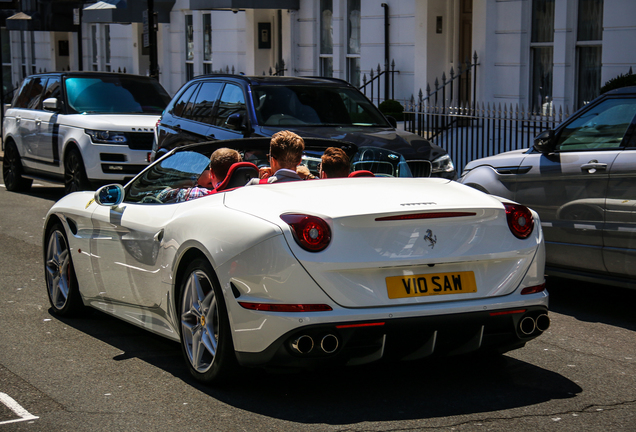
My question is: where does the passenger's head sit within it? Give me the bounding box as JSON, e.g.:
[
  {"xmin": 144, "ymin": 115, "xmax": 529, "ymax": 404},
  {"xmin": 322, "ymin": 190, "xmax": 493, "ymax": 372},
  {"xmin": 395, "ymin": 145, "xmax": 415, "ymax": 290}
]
[
  {"xmin": 209, "ymin": 147, "xmax": 241, "ymax": 186},
  {"xmin": 269, "ymin": 130, "xmax": 305, "ymax": 171},
  {"xmin": 320, "ymin": 147, "xmax": 350, "ymax": 178}
]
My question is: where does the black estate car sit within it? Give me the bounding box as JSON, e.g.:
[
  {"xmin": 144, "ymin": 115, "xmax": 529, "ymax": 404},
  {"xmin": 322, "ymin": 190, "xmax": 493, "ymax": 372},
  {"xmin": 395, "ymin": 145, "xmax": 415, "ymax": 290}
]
[{"xmin": 153, "ymin": 75, "xmax": 455, "ymax": 178}]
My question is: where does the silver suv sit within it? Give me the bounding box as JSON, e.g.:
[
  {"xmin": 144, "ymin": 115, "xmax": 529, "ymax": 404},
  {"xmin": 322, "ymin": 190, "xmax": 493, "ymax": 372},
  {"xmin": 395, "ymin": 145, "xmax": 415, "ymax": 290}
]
[
  {"xmin": 3, "ymin": 72, "xmax": 171, "ymax": 194},
  {"xmin": 459, "ymin": 86, "xmax": 636, "ymax": 289}
]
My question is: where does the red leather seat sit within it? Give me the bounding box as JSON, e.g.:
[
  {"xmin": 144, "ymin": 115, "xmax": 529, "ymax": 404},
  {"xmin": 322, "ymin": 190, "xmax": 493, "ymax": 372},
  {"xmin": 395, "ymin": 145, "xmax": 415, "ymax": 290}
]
[
  {"xmin": 214, "ymin": 162, "xmax": 259, "ymax": 191},
  {"xmin": 348, "ymin": 170, "xmax": 375, "ymax": 178}
]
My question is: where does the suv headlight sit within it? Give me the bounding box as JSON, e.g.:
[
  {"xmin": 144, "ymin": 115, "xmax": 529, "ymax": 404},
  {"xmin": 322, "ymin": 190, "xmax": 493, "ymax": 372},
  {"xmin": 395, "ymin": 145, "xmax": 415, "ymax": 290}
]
[
  {"xmin": 85, "ymin": 129, "xmax": 127, "ymax": 144},
  {"xmin": 431, "ymin": 154, "xmax": 455, "ymax": 173}
]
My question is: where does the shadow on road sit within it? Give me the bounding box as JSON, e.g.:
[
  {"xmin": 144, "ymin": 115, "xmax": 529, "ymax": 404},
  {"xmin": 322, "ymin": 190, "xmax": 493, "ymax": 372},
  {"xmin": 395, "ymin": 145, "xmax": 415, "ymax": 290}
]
[
  {"xmin": 3, "ymin": 184, "xmax": 67, "ymax": 202},
  {"xmin": 54, "ymin": 307, "xmax": 582, "ymax": 425},
  {"xmin": 547, "ymin": 276, "xmax": 636, "ymax": 331}
]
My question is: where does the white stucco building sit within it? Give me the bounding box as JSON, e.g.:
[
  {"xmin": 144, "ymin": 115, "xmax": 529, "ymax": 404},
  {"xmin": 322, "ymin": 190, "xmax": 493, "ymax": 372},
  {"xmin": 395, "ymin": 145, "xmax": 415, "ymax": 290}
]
[{"xmin": 3, "ymin": 0, "xmax": 636, "ymax": 112}]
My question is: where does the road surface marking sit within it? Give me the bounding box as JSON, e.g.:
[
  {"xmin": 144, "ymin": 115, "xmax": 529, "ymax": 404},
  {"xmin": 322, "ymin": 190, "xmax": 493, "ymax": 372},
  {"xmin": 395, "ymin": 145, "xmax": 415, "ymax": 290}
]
[{"xmin": 0, "ymin": 392, "xmax": 39, "ymax": 425}]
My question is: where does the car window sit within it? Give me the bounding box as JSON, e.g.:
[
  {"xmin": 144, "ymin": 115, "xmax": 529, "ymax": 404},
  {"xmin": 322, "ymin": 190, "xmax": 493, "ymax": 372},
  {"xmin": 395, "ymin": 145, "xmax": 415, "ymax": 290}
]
[
  {"xmin": 252, "ymin": 85, "xmax": 389, "ymax": 127},
  {"xmin": 556, "ymin": 98, "xmax": 636, "ymax": 151},
  {"xmin": 125, "ymin": 151, "xmax": 211, "ymax": 204},
  {"xmin": 215, "ymin": 84, "xmax": 246, "ymax": 130},
  {"xmin": 171, "ymin": 83, "xmax": 198, "ymax": 118},
  {"xmin": 43, "ymin": 76, "xmax": 61, "ymax": 101},
  {"xmin": 15, "ymin": 77, "xmax": 46, "ymax": 110},
  {"xmin": 189, "ymin": 81, "xmax": 223, "ymax": 124},
  {"xmin": 12, "ymin": 78, "xmax": 31, "ymax": 108},
  {"xmin": 64, "ymin": 75, "xmax": 170, "ymax": 114}
]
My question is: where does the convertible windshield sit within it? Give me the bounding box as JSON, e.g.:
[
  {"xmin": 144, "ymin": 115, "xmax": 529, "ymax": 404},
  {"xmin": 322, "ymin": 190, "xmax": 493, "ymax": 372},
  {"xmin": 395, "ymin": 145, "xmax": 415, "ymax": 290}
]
[
  {"xmin": 252, "ymin": 85, "xmax": 390, "ymax": 127},
  {"xmin": 64, "ymin": 76, "xmax": 171, "ymax": 114}
]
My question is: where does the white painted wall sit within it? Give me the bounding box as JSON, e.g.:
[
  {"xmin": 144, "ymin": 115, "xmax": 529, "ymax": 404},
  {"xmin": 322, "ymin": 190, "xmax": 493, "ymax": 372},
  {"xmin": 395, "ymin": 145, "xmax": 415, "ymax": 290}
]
[
  {"xmin": 8, "ymin": 0, "xmax": 636, "ymax": 108},
  {"xmin": 601, "ymin": 1, "xmax": 636, "ymax": 84}
]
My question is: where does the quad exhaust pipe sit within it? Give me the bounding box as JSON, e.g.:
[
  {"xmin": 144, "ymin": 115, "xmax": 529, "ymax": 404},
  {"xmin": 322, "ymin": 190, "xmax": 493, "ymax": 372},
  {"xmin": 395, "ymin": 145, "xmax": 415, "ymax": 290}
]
[
  {"xmin": 291, "ymin": 335, "xmax": 314, "ymax": 354},
  {"xmin": 536, "ymin": 314, "xmax": 550, "ymax": 332},
  {"xmin": 519, "ymin": 314, "xmax": 551, "ymax": 336},
  {"xmin": 291, "ymin": 334, "xmax": 340, "ymax": 355}
]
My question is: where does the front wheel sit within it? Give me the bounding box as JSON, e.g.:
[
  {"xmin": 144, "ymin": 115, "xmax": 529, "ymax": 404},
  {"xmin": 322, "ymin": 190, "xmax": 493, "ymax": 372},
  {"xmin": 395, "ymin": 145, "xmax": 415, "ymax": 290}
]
[
  {"xmin": 44, "ymin": 223, "xmax": 84, "ymax": 316},
  {"xmin": 2, "ymin": 142, "xmax": 33, "ymax": 192},
  {"xmin": 179, "ymin": 259, "xmax": 238, "ymax": 384},
  {"xmin": 64, "ymin": 148, "xmax": 91, "ymax": 194}
]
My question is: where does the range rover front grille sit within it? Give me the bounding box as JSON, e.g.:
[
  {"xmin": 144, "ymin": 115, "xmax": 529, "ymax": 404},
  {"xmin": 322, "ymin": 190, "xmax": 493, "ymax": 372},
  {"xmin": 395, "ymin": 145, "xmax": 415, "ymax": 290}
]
[{"xmin": 126, "ymin": 132, "xmax": 154, "ymax": 150}]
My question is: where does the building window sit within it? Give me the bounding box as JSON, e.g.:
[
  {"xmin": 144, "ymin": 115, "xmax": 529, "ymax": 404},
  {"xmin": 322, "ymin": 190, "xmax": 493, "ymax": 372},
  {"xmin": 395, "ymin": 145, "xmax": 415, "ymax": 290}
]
[
  {"xmin": 320, "ymin": 0, "xmax": 333, "ymax": 77},
  {"xmin": 203, "ymin": 14, "xmax": 212, "ymax": 74},
  {"xmin": 91, "ymin": 25, "xmax": 98, "ymax": 71},
  {"xmin": 19, "ymin": 31, "xmax": 35, "ymax": 78},
  {"xmin": 104, "ymin": 25, "xmax": 111, "ymax": 72},
  {"xmin": 90, "ymin": 24, "xmax": 111, "ymax": 71},
  {"xmin": 576, "ymin": 0, "xmax": 603, "ymax": 107},
  {"xmin": 185, "ymin": 14, "xmax": 194, "ymax": 81},
  {"xmin": 346, "ymin": 0, "xmax": 361, "ymax": 87},
  {"xmin": 2, "ymin": 28, "xmax": 12, "ymax": 99},
  {"xmin": 530, "ymin": 0, "xmax": 554, "ymax": 113},
  {"xmin": 30, "ymin": 31, "xmax": 35, "ymax": 75}
]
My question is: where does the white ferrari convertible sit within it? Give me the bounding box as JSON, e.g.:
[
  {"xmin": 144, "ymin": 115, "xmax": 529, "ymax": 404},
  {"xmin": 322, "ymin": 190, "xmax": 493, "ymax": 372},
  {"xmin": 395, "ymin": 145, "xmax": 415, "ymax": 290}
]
[{"xmin": 43, "ymin": 138, "xmax": 549, "ymax": 384}]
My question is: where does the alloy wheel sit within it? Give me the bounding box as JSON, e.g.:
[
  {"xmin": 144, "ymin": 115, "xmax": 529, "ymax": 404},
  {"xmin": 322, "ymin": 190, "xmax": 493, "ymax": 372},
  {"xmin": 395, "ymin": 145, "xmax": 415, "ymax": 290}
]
[
  {"xmin": 180, "ymin": 269, "xmax": 220, "ymax": 373},
  {"xmin": 45, "ymin": 229, "xmax": 72, "ymax": 310}
]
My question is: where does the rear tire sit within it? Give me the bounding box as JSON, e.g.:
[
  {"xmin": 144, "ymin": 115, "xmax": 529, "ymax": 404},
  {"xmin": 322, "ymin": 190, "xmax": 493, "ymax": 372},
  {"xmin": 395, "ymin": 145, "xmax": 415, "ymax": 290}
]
[
  {"xmin": 64, "ymin": 148, "xmax": 91, "ymax": 194},
  {"xmin": 3, "ymin": 142, "xmax": 33, "ymax": 192},
  {"xmin": 44, "ymin": 223, "xmax": 84, "ymax": 316},
  {"xmin": 179, "ymin": 258, "xmax": 238, "ymax": 384}
]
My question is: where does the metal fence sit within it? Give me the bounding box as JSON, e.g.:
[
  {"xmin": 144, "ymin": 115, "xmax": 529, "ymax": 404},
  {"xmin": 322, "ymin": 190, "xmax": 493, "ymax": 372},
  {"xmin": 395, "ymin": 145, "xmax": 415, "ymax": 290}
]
[
  {"xmin": 359, "ymin": 60, "xmax": 400, "ymax": 106},
  {"xmin": 403, "ymin": 101, "xmax": 573, "ymax": 174}
]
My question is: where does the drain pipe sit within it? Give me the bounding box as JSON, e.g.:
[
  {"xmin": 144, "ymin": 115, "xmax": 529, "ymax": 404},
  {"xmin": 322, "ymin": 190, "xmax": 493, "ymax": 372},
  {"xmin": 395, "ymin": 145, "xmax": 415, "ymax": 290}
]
[
  {"xmin": 277, "ymin": 9, "xmax": 283, "ymax": 75},
  {"xmin": 381, "ymin": 3, "xmax": 389, "ymax": 101}
]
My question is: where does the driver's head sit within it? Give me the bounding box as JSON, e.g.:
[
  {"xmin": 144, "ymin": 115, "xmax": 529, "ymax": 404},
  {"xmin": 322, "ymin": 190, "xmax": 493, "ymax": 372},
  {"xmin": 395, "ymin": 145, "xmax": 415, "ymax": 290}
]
[
  {"xmin": 269, "ymin": 130, "xmax": 304, "ymax": 171},
  {"xmin": 320, "ymin": 147, "xmax": 350, "ymax": 178},
  {"xmin": 209, "ymin": 147, "xmax": 241, "ymax": 187}
]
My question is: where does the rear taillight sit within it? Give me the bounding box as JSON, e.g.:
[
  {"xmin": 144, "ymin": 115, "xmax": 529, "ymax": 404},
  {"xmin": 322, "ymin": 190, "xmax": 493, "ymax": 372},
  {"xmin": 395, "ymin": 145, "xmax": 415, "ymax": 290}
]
[
  {"xmin": 521, "ymin": 283, "xmax": 546, "ymax": 295},
  {"xmin": 504, "ymin": 203, "xmax": 534, "ymax": 239},
  {"xmin": 281, "ymin": 213, "xmax": 331, "ymax": 252}
]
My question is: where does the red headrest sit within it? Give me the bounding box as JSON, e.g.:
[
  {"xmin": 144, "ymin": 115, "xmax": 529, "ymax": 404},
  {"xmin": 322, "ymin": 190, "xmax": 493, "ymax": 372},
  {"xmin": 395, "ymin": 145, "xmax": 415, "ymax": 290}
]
[
  {"xmin": 214, "ymin": 162, "xmax": 259, "ymax": 191},
  {"xmin": 348, "ymin": 170, "xmax": 375, "ymax": 178}
]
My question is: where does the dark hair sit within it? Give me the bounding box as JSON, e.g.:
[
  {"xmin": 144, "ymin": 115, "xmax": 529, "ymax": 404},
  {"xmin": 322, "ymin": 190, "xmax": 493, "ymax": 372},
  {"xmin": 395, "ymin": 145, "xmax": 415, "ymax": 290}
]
[
  {"xmin": 269, "ymin": 130, "xmax": 305, "ymax": 168},
  {"xmin": 321, "ymin": 147, "xmax": 350, "ymax": 178}
]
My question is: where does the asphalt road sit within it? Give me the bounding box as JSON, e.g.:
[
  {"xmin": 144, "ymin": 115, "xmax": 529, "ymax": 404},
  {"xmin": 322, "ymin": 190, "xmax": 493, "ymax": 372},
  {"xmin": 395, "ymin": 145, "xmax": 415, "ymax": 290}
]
[{"xmin": 0, "ymin": 180, "xmax": 635, "ymax": 431}]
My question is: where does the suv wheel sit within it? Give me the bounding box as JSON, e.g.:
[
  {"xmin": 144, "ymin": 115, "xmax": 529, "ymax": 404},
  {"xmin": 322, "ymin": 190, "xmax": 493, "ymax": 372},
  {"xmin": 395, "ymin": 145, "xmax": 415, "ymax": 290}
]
[
  {"xmin": 3, "ymin": 142, "xmax": 33, "ymax": 192},
  {"xmin": 64, "ymin": 148, "xmax": 91, "ymax": 194}
]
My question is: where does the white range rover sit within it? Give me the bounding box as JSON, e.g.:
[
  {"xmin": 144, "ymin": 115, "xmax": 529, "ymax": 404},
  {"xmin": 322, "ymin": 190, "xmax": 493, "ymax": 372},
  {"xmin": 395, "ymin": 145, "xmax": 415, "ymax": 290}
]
[{"xmin": 2, "ymin": 72, "xmax": 171, "ymax": 194}]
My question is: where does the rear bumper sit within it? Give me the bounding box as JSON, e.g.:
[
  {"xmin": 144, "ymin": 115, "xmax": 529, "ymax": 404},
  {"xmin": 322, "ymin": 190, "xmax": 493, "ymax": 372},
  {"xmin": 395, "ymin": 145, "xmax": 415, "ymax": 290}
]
[{"xmin": 235, "ymin": 306, "xmax": 549, "ymax": 369}]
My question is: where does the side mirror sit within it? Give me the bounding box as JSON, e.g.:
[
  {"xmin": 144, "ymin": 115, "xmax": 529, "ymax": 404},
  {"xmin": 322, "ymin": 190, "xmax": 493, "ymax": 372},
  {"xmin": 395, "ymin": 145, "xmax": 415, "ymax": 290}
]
[
  {"xmin": 533, "ymin": 129, "xmax": 555, "ymax": 154},
  {"xmin": 225, "ymin": 113, "xmax": 245, "ymax": 131},
  {"xmin": 95, "ymin": 184, "xmax": 125, "ymax": 206},
  {"xmin": 43, "ymin": 97, "xmax": 60, "ymax": 112},
  {"xmin": 386, "ymin": 115, "xmax": 398, "ymax": 129}
]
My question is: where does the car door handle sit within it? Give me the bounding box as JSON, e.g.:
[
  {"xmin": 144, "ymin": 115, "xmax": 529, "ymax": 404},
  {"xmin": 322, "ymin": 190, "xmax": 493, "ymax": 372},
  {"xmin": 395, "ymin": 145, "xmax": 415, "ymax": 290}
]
[
  {"xmin": 173, "ymin": 124, "xmax": 182, "ymax": 132},
  {"xmin": 580, "ymin": 161, "xmax": 607, "ymax": 173},
  {"xmin": 35, "ymin": 119, "xmax": 42, "ymax": 126},
  {"xmin": 206, "ymin": 133, "xmax": 216, "ymax": 140},
  {"xmin": 154, "ymin": 229, "xmax": 164, "ymax": 243},
  {"xmin": 15, "ymin": 116, "xmax": 21, "ymax": 124}
]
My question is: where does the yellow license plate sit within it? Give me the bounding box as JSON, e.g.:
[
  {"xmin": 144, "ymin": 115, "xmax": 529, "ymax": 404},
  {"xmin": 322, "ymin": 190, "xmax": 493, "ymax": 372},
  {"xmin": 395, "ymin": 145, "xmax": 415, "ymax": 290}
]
[{"xmin": 386, "ymin": 271, "xmax": 477, "ymax": 299}]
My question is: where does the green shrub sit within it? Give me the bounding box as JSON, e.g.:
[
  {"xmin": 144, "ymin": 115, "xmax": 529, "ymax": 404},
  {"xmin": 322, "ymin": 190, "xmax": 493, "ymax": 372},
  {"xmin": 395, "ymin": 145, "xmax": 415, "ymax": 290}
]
[
  {"xmin": 378, "ymin": 99, "xmax": 404, "ymax": 121},
  {"xmin": 601, "ymin": 69, "xmax": 636, "ymax": 94}
]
